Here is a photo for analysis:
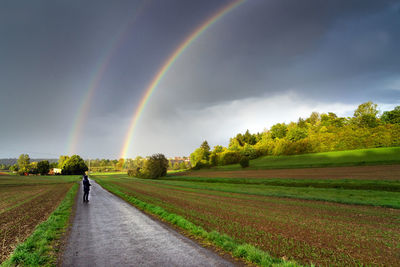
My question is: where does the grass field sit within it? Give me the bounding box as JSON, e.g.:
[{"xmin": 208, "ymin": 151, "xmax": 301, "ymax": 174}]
[
  {"xmin": 210, "ymin": 147, "xmax": 400, "ymax": 171},
  {"xmin": 0, "ymin": 175, "xmax": 79, "ymax": 263},
  {"xmin": 94, "ymin": 172, "xmax": 400, "ymax": 266}
]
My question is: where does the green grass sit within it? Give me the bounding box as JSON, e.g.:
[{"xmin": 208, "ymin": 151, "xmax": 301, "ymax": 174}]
[
  {"xmin": 95, "ymin": 178, "xmax": 301, "ymax": 267},
  {"xmin": 209, "ymin": 147, "xmax": 400, "ymax": 171},
  {"xmin": 1, "ymin": 183, "xmax": 79, "ymax": 267}
]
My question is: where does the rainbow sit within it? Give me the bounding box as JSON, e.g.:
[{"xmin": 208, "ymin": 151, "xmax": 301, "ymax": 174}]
[
  {"xmin": 120, "ymin": 0, "xmax": 245, "ymax": 159},
  {"xmin": 67, "ymin": 1, "xmax": 148, "ymax": 156}
]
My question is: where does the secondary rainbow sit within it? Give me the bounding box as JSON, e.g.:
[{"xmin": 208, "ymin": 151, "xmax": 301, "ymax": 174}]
[
  {"xmin": 67, "ymin": 1, "xmax": 148, "ymax": 156},
  {"xmin": 120, "ymin": 0, "xmax": 245, "ymax": 158}
]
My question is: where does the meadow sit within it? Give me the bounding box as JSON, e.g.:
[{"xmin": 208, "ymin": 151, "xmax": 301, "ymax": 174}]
[
  {"xmin": 94, "ymin": 168, "xmax": 400, "ymax": 266},
  {"xmin": 0, "ymin": 174, "xmax": 79, "ymax": 264},
  {"xmin": 210, "ymin": 147, "xmax": 400, "ymax": 171}
]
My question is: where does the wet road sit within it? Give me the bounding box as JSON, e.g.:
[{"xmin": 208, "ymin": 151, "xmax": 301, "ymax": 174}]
[{"xmin": 62, "ymin": 181, "xmax": 234, "ymax": 267}]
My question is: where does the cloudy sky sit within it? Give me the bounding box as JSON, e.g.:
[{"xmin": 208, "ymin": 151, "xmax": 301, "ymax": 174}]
[{"xmin": 1, "ymin": 0, "xmax": 399, "ymax": 159}]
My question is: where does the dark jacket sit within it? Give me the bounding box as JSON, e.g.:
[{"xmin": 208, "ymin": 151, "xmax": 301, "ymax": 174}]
[{"xmin": 83, "ymin": 178, "xmax": 91, "ymax": 192}]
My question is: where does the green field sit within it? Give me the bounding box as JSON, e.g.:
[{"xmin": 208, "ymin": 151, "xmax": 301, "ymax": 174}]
[
  {"xmin": 210, "ymin": 147, "xmax": 400, "ymax": 170},
  {"xmin": 94, "ymin": 173, "xmax": 400, "ymax": 266}
]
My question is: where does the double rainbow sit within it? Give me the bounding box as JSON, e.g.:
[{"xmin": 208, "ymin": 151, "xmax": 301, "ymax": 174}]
[
  {"xmin": 120, "ymin": 0, "xmax": 244, "ymax": 158},
  {"xmin": 66, "ymin": 1, "xmax": 148, "ymax": 155}
]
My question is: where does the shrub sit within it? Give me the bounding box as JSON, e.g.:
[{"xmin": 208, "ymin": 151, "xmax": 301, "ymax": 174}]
[
  {"xmin": 239, "ymin": 156, "xmax": 249, "ymax": 168},
  {"xmin": 191, "ymin": 161, "xmax": 209, "ymax": 170},
  {"xmin": 220, "ymin": 151, "xmax": 241, "ymax": 165}
]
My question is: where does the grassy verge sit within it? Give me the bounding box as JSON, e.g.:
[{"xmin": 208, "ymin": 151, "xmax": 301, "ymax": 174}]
[
  {"xmin": 210, "ymin": 147, "xmax": 400, "ymax": 171},
  {"xmin": 1, "ymin": 183, "xmax": 78, "ymax": 267},
  {"xmin": 95, "ymin": 179, "xmax": 301, "ymax": 267}
]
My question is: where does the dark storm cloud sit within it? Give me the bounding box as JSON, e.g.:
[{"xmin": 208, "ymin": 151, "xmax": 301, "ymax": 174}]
[{"xmin": 150, "ymin": 0, "xmax": 400, "ymax": 110}]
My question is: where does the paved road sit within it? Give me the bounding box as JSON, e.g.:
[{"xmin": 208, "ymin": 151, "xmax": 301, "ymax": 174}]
[{"xmin": 62, "ymin": 181, "xmax": 235, "ymax": 267}]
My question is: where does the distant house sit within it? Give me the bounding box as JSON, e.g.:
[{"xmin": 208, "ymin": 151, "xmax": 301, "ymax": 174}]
[{"xmin": 49, "ymin": 168, "xmax": 62, "ymax": 175}]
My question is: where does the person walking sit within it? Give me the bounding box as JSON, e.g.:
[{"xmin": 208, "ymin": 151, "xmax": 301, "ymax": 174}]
[{"xmin": 82, "ymin": 175, "xmax": 91, "ymax": 202}]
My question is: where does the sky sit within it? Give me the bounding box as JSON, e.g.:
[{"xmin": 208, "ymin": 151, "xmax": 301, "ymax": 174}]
[{"xmin": 0, "ymin": 0, "xmax": 399, "ymax": 159}]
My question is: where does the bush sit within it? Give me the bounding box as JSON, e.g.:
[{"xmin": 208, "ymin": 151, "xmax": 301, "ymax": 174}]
[
  {"xmin": 239, "ymin": 156, "xmax": 249, "ymax": 168},
  {"xmin": 220, "ymin": 151, "xmax": 241, "ymax": 165},
  {"xmin": 127, "ymin": 169, "xmax": 139, "ymax": 177},
  {"xmin": 191, "ymin": 161, "xmax": 210, "ymax": 170}
]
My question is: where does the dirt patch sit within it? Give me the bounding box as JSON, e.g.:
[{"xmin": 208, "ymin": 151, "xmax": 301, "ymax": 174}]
[
  {"xmin": 175, "ymin": 165, "xmax": 400, "ymax": 180},
  {"xmin": 0, "ymin": 184, "xmax": 72, "ymax": 263}
]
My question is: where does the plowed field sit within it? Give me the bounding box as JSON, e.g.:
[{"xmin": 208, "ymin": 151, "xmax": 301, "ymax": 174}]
[
  {"xmin": 96, "ymin": 175, "xmax": 400, "ymax": 266},
  {"xmin": 0, "ymin": 176, "xmax": 75, "ymax": 263},
  {"xmin": 176, "ymin": 165, "xmax": 400, "ymax": 180}
]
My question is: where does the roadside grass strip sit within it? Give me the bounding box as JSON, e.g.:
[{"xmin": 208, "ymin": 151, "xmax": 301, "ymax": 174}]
[
  {"xmin": 96, "ymin": 180, "xmax": 302, "ymax": 267},
  {"xmin": 1, "ymin": 183, "xmax": 78, "ymax": 267}
]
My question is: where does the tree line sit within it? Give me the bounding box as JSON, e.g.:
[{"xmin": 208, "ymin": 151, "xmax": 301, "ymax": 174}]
[
  {"xmin": 8, "ymin": 154, "xmax": 88, "ymax": 175},
  {"xmin": 190, "ymin": 102, "xmax": 400, "ymax": 169}
]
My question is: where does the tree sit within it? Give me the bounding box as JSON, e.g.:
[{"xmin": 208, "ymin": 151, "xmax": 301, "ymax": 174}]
[
  {"xmin": 29, "ymin": 162, "xmax": 38, "ymax": 174},
  {"xmin": 381, "ymin": 106, "xmax": 400, "ymax": 124},
  {"xmin": 9, "ymin": 164, "xmax": 18, "ymax": 172},
  {"xmin": 306, "ymin": 112, "xmax": 320, "ymax": 125},
  {"xmin": 116, "ymin": 158, "xmax": 125, "ymax": 170},
  {"xmin": 190, "ymin": 141, "xmax": 212, "ymax": 168},
  {"xmin": 353, "ymin": 101, "xmax": 379, "ymax": 127},
  {"xmin": 173, "ymin": 162, "xmax": 180, "ymax": 170},
  {"xmin": 144, "ymin": 154, "xmax": 169, "ymax": 178},
  {"xmin": 17, "ymin": 154, "xmax": 30, "ymax": 174},
  {"xmin": 270, "ymin": 123, "xmax": 288, "ymax": 139},
  {"xmin": 179, "ymin": 161, "xmax": 187, "ymax": 170},
  {"xmin": 61, "ymin": 155, "xmax": 88, "ymax": 175},
  {"xmin": 37, "ymin": 160, "xmax": 50, "ymax": 175},
  {"xmin": 287, "ymin": 127, "xmax": 308, "ymax": 141},
  {"xmin": 200, "ymin": 140, "xmax": 210, "ymax": 152},
  {"xmin": 58, "ymin": 155, "xmax": 70, "ymax": 169},
  {"xmin": 243, "ymin": 130, "xmax": 257, "ymax": 145}
]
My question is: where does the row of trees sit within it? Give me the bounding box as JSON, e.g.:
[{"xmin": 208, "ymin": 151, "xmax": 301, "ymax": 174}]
[
  {"xmin": 8, "ymin": 154, "xmax": 55, "ymax": 175},
  {"xmin": 190, "ymin": 102, "xmax": 400, "ymax": 168},
  {"xmin": 81, "ymin": 157, "xmax": 190, "ymax": 173},
  {"xmin": 9, "ymin": 154, "xmax": 88, "ymax": 175}
]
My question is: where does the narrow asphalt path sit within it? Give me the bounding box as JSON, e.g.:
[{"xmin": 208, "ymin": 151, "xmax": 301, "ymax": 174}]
[{"xmin": 62, "ymin": 180, "xmax": 235, "ymax": 267}]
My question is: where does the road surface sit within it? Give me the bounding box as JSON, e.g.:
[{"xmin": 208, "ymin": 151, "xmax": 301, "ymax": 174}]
[{"xmin": 62, "ymin": 181, "xmax": 235, "ymax": 266}]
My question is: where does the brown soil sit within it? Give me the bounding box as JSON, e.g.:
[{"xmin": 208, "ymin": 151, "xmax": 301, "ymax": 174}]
[
  {"xmin": 175, "ymin": 165, "xmax": 400, "ymax": 180},
  {"xmin": 0, "ymin": 184, "xmax": 72, "ymax": 263}
]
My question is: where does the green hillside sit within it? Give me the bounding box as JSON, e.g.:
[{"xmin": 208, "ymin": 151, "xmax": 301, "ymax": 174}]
[{"xmin": 211, "ymin": 147, "xmax": 400, "ymax": 171}]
